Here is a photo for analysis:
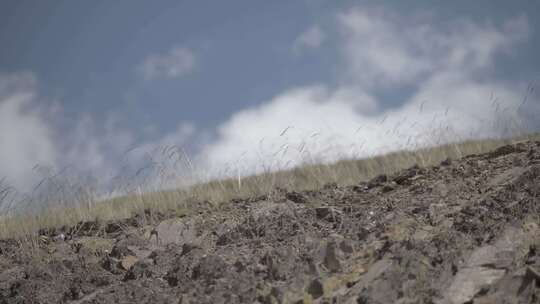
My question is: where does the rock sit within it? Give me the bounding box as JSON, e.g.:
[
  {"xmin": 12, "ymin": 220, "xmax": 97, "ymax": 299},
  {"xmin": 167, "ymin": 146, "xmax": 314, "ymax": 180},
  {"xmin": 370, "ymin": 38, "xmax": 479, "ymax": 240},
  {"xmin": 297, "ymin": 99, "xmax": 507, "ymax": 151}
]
[
  {"xmin": 101, "ymin": 255, "xmax": 120, "ymax": 274},
  {"xmin": 251, "ymin": 201, "xmax": 297, "ymax": 221},
  {"xmin": 0, "ymin": 266, "xmax": 26, "ymax": 291},
  {"xmin": 367, "ymin": 174, "xmax": 387, "ymax": 189},
  {"xmin": 323, "ymin": 182, "xmax": 338, "ymax": 190},
  {"xmin": 487, "ymin": 144, "xmax": 526, "ymax": 159},
  {"xmin": 383, "ymin": 219, "xmax": 416, "ymax": 242},
  {"xmin": 53, "ymin": 233, "xmax": 66, "ymax": 242},
  {"xmin": 244, "ymin": 200, "xmax": 303, "ymax": 241},
  {"xmin": 63, "ymin": 283, "xmax": 83, "ymax": 301},
  {"xmin": 433, "ymin": 182, "xmax": 450, "ymax": 197},
  {"xmin": 442, "ymin": 267, "xmax": 506, "ymax": 304},
  {"xmin": 345, "ymin": 259, "xmax": 397, "ymax": 303},
  {"xmin": 192, "ymin": 254, "xmax": 228, "ymax": 282},
  {"xmin": 487, "ymin": 167, "xmax": 527, "ymax": 188},
  {"xmin": 260, "ymin": 286, "xmax": 285, "ymax": 304},
  {"xmin": 123, "ymin": 261, "xmax": 152, "ymax": 281},
  {"xmin": 339, "ymin": 239, "xmax": 354, "ymax": 255},
  {"xmin": 315, "ymin": 207, "xmax": 342, "ymax": 222},
  {"xmin": 357, "ymin": 227, "xmax": 370, "ymax": 241},
  {"xmin": 466, "ymin": 245, "xmax": 511, "ymax": 269},
  {"xmin": 352, "ymin": 183, "xmax": 369, "ymax": 192},
  {"xmin": 104, "ymin": 222, "xmax": 122, "ymax": 234},
  {"xmin": 254, "ymin": 263, "xmax": 268, "ymax": 274},
  {"xmin": 428, "ymin": 203, "xmax": 448, "ymax": 224},
  {"xmin": 215, "ymin": 219, "xmax": 240, "ymax": 246},
  {"xmin": 393, "ymin": 165, "xmax": 419, "ymax": 185},
  {"xmin": 109, "ymin": 244, "xmax": 135, "ymax": 258},
  {"xmin": 153, "ymin": 218, "xmax": 198, "ymax": 246},
  {"xmin": 381, "ymin": 184, "xmax": 395, "ymax": 193},
  {"xmin": 412, "ymin": 226, "xmax": 434, "ymax": 242},
  {"xmin": 441, "ymin": 226, "xmax": 534, "ymax": 304},
  {"xmin": 472, "ymin": 226, "xmax": 532, "ymax": 268},
  {"xmin": 440, "ymin": 158, "xmax": 452, "ymax": 166},
  {"xmin": 524, "ymin": 266, "xmax": 540, "ymax": 281},
  {"xmin": 323, "ymin": 241, "xmax": 342, "ymax": 273},
  {"xmin": 358, "ymin": 259, "xmax": 393, "ymax": 286},
  {"xmin": 262, "ymin": 247, "xmax": 300, "ymax": 281},
  {"xmin": 286, "ymin": 191, "xmax": 308, "ymax": 204},
  {"xmin": 458, "ymin": 266, "xmax": 540, "ymax": 304},
  {"xmin": 2, "ymin": 140, "xmax": 540, "ymax": 304},
  {"xmin": 428, "ymin": 202, "xmax": 462, "ymax": 225},
  {"xmin": 306, "ymin": 278, "xmax": 324, "ymax": 299},
  {"xmin": 126, "ymin": 246, "xmax": 154, "ymax": 260},
  {"xmin": 120, "ymin": 255, "xmax": 138, "ymax": 270}
]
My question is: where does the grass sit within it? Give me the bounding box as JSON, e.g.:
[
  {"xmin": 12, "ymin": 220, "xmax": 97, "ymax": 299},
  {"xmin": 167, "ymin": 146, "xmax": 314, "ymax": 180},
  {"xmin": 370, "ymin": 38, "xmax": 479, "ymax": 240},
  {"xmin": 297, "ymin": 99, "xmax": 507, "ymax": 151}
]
[{"xmin": 1, "ymin": 132, "xmax": 539, "ymax": 240}]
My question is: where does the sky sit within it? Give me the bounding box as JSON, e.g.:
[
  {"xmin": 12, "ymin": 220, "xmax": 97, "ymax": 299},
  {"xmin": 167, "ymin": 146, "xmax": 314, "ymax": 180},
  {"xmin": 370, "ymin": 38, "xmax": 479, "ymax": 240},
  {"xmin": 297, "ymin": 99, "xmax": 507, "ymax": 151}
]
[{"xmin": 1, "ymin": 1, "xmax": 540, "ymax": 205}]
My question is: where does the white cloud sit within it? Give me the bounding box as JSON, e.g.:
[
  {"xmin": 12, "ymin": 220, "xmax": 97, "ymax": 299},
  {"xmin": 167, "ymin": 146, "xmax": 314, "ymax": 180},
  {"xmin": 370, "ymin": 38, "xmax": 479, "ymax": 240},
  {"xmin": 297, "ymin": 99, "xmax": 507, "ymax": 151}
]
[
  {"xmin": 0, "ymin": 70, "xmax": 198, "ymax": 201},
  {"xmin": 61, "ymin": 115, "xmax": 133, "ymax": 180},
  {"xmin": 196, "ymin": 9, "xmax": 535, "ymax": 178},
  {"xmin": 198, "ymin": 80, "xmax": 523, "ymax": 178},
  {"xmin": 293, "ymin": 25, "xmax": 325, "ymax": 52},
  {"xmin": 0, "ymin": 73, "xmax": 57, "ymax": 190},
  {"xmin": 338, "ymin": 9, "xmax": 528, "ymax": 88},
  {"xmin": 138, "ymin": 46, "xmax": 196, "ymax": 80},
  {"xmin": 0, "ymin": 73, "xmax": 137, "ymax": 201}
]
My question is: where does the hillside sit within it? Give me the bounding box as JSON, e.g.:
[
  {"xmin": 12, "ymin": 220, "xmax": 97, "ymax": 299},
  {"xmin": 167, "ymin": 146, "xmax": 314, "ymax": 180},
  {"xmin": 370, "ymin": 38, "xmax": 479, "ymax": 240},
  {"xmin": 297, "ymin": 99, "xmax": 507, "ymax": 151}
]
[{"xmin": 0, "ymin": 140, "xmax": 539, "ymax": 303}]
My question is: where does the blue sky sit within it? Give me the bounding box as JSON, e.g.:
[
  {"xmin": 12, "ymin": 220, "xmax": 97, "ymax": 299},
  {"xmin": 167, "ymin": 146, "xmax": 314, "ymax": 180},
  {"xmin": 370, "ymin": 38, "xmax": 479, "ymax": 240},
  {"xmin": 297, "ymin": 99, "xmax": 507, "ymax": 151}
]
[{"xmin": 1, "ymin": 1, "xmax": 539, "ymax": 196}]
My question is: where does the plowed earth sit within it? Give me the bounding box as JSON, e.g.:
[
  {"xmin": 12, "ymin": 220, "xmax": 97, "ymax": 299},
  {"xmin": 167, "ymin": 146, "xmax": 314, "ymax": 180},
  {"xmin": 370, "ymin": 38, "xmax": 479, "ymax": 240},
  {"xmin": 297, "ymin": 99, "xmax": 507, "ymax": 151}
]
[{"xmin": 1, "ymin": 141, "xmax": 540, "ymax": 304}]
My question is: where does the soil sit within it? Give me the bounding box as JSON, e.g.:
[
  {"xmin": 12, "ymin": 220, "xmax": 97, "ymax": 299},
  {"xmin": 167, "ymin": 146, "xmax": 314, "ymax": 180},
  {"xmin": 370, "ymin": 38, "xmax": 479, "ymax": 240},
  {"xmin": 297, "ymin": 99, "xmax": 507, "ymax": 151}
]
[{"xmin": 1, "ymin": 140, "xmax": 540, "ymax": 304}]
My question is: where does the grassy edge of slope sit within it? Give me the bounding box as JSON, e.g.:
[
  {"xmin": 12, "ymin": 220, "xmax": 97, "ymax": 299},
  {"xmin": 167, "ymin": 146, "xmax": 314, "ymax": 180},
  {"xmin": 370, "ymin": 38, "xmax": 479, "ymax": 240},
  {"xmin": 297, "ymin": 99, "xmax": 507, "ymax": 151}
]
[{"xmin": 1, "ymin": 133, "xmax": 539, "ymax": 240}]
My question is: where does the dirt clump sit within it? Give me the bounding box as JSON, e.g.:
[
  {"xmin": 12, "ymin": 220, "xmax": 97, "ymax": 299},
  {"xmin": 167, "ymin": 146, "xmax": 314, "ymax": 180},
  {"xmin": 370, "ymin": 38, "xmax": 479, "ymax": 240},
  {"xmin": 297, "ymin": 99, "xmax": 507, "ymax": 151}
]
[{"xmin": 1, "ymin": 141, "xmax": 540, "ymax": 303}]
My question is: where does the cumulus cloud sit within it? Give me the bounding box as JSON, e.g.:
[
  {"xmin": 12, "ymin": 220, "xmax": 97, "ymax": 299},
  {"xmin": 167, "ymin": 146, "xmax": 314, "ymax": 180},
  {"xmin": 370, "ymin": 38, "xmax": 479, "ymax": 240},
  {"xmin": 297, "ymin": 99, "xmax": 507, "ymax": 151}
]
[
  {"xmin": 293, "ymin": 25, "xmax": 326, "ymax": 52},
  {"xmin": 197, "ymin": 8, "xmax": 535, "ymax": 177},
  {"xmin": 0, "ymin": 70, "xmax": 198, "ymax": 202},
  {"xmin": 338, "ymin": 9, "xmax": 528, "ymax": 88},
  {"xmin": 0, "ymin": 73, "xmax": 57, "ymax": 190},
  {"xmin": 0, "ymin": 73, "xmax": 138, "ymax": 204},
  {"xmin": 198, "ymin": 81, "xmax": 524, "ymax": 177},
  {"xmin": 138, "ymin": 46, "xmax": 196, "ymax": 80}
]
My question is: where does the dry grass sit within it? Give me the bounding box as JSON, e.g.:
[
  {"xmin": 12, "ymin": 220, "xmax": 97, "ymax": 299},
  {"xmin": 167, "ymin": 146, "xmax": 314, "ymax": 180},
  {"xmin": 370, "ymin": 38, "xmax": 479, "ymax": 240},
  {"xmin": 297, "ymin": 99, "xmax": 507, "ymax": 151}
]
[{"xmin": 1, "ymin": 132, "xmax": 538, "ymax": 240}]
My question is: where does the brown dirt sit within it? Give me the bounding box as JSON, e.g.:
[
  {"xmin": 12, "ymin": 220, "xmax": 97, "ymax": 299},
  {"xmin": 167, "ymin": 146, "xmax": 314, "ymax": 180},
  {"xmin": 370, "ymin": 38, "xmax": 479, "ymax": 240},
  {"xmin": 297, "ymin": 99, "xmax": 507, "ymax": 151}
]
[{"xmin": 1, "ymin": 141, "xmax": 540, "ymax": 304}]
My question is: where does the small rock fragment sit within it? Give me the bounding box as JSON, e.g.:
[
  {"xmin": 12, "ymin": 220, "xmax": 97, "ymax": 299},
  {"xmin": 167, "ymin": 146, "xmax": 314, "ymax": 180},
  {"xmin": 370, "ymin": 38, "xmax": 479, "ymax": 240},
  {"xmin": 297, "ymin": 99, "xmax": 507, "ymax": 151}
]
[
  {"xmin": 381, "ymin": 184, "xmax": 395, "ymax": 193},
  {"xmin": 153, "ymin": 218, "xmax": 198, "ymax": 246},
  {"xmin": 53, "ymin": 233, "xmax": 66, "ymax": 242},
  {"xmin": 123, "ymin": 261, "xmax": 152, "ymax": 281},
  {"xmin": 110, "ymin": 244, "xmax": 135, "ymax": 259},
  {"xmin": 323, "ymin": 241, "xmax": 342, "ymax": 273},
  {"xmin": 443, "ymin": 267, "xmax": 506, "ymax": 304},
  {"xmin": 524, "ymin": 266, "xmax": 540, "ymax": 283},
  {"xmin": 286, "ymin": 191, "xmax": 308, "ymax": 204},
  {"xmin": 440, "ymin": 158, "xmax": 452, "ymax": 166},
  {"xmin": 192, "ymin": 255, "xmax": 227, "ymax": 282},
  {"xmin": 339, "ymin": 240, "xmax": 354, "ymax": 255},
  {"xmin": 315, "ymin": 207, "xmax": 342, "ymax": 222},
  {"xmin": 367, "ymin": 174, "xmax": 387, "ymax": 189},
  {"xmin": 306, "ymin": 278, "xmax": 324, "ymax": 299},
  {"xmin": 487, "ymin": 144, "xmax": 526, "ymax": 159},
  {"xmin": 393, "ymin": 165, "xmax": 419, "ymax": 185},
  {"xmin": 120, "ymin": 255, "xmax": 138, "ymax": 270}
]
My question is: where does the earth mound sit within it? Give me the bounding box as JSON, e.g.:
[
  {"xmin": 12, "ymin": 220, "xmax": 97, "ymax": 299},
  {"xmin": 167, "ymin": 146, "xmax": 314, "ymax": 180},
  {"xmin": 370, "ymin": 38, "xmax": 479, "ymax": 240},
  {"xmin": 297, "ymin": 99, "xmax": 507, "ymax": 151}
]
[{"xmin": 1, "ymin": 141, "xmax": 539, "ymax": 303}]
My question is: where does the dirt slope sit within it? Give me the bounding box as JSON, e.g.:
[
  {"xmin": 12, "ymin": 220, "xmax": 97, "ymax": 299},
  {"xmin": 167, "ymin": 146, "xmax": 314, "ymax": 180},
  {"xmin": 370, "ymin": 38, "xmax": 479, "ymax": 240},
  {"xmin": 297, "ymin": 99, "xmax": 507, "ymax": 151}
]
[{"xmin": 1, "ymin": 141, "xmax": 540, "ymax": 304}]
